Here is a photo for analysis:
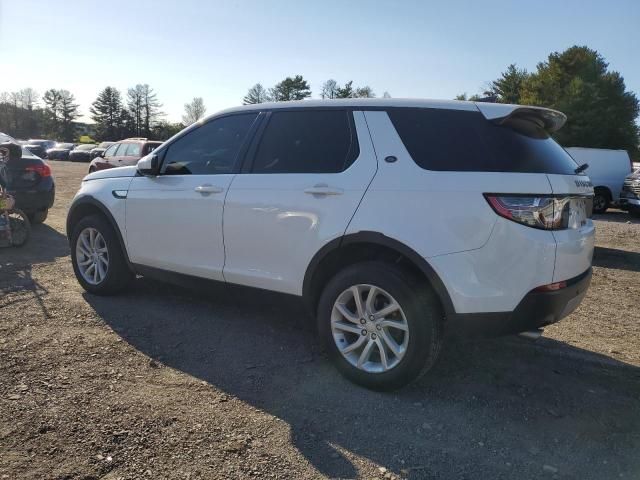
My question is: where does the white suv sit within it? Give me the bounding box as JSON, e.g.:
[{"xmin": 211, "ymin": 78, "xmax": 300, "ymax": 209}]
[{"xmin": 67, "ymin": 99, "xmax": 595, "ymax": 390}]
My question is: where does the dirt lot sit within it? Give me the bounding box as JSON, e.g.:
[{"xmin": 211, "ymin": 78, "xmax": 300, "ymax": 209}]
[{"xmin": 1, "ymin": 161, "xmax": 639, "ymax": 480}]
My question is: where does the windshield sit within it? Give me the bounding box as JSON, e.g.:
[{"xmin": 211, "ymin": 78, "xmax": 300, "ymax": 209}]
[
  {"xmin": 54, "ymin": 143, "xmax": 74, "ymax": 149},
  {"xmin": 76, "ymin": 144, "xmax": 96, "ymax": 151}
]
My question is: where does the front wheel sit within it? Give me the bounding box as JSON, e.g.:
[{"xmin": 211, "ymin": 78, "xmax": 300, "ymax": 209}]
[
  {"xmin": 318, "ymin": 262, "xmax": 444, "ymax": 391},
  {"xmin": 70, "ymin": 214, "xmax": 133, "ymax": 295}
]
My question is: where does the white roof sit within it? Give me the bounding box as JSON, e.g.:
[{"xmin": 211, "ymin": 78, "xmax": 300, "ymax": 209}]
[{"xmin": 207, "ymin": 98, "xmax": 566, "ymax": 131}]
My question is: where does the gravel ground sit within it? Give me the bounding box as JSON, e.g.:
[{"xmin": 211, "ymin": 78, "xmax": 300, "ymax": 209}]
[{"xmin": 1, "ymin": 161, "xmax": 639, "ymax": 480}]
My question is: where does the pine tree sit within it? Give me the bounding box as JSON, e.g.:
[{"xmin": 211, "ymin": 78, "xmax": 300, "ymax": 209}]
[
  {"xmin": 243, "ymin": 83, "xmax": 271, "ymax": 104},
  {"xmin": 90, "ymin": 87, "xmax": 124, "ymax": 140},
  {"xmin": 270, "ymin": 75, "xmax": 311, "ymax": 101}
]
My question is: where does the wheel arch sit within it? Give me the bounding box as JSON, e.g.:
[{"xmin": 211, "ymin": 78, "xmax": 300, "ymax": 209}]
[
  {"xmin": 66, "ymin": 195, "xmax": 132, "ymax": 266},
  {"xmin": 303, "ymin": 232, "xmax": 456, "ymax": 318}
]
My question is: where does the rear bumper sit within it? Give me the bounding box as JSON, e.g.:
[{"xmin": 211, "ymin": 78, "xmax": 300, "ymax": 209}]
[
  {"xmin": 448, "ymin": 268, "xmax": 592, "ymax": 337},
  {"xmin": 9, "ymin": 182, "xmax": 55, "ymax": 213}
]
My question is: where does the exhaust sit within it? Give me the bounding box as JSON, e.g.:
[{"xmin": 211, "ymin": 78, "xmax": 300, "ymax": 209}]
[{"xmin": 518, "ymin": 329, "xmax": 543, "ymax": 341}]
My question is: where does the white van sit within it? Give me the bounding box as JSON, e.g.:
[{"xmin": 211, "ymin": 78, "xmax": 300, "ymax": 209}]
[{"xmin": 565, "ymin": 147, "xmax": 632, "ymax": 213}]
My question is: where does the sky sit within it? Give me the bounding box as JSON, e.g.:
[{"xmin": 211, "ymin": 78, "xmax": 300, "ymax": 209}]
[{"xmin": 1, "ymin": 0, "xmax": 639, "ymax": 123}]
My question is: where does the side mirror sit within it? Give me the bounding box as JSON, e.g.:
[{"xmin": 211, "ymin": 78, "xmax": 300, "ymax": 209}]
[
  {"xmin": 99, "ymin": 151, "xmax": 105, "ymax": 158},
  {"xmin": 137, "ymin": 153, "xmax": 160, "ymax": 176}
]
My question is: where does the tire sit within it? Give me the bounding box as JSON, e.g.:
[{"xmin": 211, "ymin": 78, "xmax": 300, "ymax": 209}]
[
  {"xmin": 88, "ymin": 166, "xmax": 96, "ymax": 173},
  {"xmin": 70, "ymin": 214, "xmax": 133, "ymax": 295},
  {"xmin": 317, "ymin": 261, "xmax": 444, "ymax": 391},
  {"xmin": 592, "ymin": 190, "xmax": 610, "ymax": 214},
  {"xmin": 28, "ymin": 209, "xmax": 48, "ymax": 224}
]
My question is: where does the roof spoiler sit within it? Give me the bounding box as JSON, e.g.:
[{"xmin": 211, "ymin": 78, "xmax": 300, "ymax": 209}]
[{"xmin": 475, "ymin": 103, "xmax": 567, "ymax": 133}]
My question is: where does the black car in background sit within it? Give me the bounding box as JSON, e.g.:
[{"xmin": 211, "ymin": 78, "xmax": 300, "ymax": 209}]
[
  {"xmin": 89, "ymin": 141, "xmax": 115, "ymax": 160},
  {"xmin": 69, "ymin": 144, "xmax": 97, "ymax": 162},
  {"xmin": 1, "ymin": 133, "xmax": 55, "ymax": 224},
  {"xmin": 46, "ymin": 142, "xmax": 76, "ymax": 161},
  {"xmin": 23, "ymin": 144, "xmax": 49, "ymax": 159}
]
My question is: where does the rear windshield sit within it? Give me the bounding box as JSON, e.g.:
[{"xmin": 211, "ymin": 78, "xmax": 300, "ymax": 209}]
[{"xmin": 387, "ymin": 108, "xmax": 579, "ymax": 174}]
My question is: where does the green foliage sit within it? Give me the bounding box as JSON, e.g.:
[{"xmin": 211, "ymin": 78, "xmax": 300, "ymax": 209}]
[
  {"xmin": 91, "ymin": 87, "xmax": 127, "ymax": 141},
  {"xmin": 485, "ymin": 64, "xmax": 529, "ymax": 104},
  {"xmin": 520, "ymin": 46, "xmax": 639, "ymax": 153},
  {"xmin": 151, "ymin": 121, "xmax": 184, "ymax": 140},
  {"xmin": 269, "ymin": 75, "xmax": 311, "ymax": 101}
]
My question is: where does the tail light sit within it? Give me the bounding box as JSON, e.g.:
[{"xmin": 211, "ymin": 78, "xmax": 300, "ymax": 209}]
[
  {"xmin": 25, "ymin": 163, "xmax": 52, "ymax": 177},
  {"xmin": 484, "ymin": 194, "xmax": 592, "ymax": 230}
]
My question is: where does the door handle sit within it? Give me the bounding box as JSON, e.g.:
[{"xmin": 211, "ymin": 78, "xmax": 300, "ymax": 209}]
[
  {"xmin": 195, "ymin": 184, "xmax": 224, "ymax": 194},
  {"xmin": 304, "ymin": 184, "xmax": 343, "ymax": 196}
]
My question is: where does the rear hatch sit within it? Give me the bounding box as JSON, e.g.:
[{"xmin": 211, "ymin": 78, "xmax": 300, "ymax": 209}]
[{"xmin": 477, "ymin": 103, "xmax": 595, "ymax": 282}]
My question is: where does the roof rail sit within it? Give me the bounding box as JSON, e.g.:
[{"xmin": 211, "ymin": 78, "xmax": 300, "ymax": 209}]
[{"xmin": 123, "ymin": 137, "xmax": 148, "ymax": 141}]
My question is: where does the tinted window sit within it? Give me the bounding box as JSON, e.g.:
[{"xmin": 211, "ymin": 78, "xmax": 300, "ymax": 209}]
[
  {"xmin": 125, "ymin": 143, "xmax": 142, "ymax": 156},
  {"xmin": 251, "ymin": 110, "xmax": 357, "ymax": 174},
  {"xmin": 103, "ymin": 144, "xmax": 119, "ymax": 157},
  {"xmin": 162, "ymin": 113, "xmax": 257, "ymax": 175},
  {"xmin": 388, "ymin": 108, "xmax": 579, "ymax": 174},
  {"xmin": 143, "ymin": 143, "xmax": 162, "ymax": 155}
]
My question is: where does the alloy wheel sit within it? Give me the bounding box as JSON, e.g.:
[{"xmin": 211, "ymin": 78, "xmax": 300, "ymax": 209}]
[
  {"xmin": 76, "ymin": 227, "xmax": 109, "ymax": 285},
  {"xmin": 331, "ymin": 284, "xmax": 409, "ymax": 373}
]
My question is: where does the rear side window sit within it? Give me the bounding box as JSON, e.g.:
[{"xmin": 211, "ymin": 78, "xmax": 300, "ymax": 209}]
[
  {"xmin": 251, "ymin": 110, "xmax": 358, "ymax": 174},
  {"xmin": 144, "ymin": 143, "xmax": 161, "ymax": 155},
  {"xmin": 388, "ymin": 108, "xmax": 578, "ymax": 174},
  {"xmin": 125, "ymin": 143, "xmax": 142, "ymax": 156},
  {"xmin": 162, "ymin": 113, "xmax": 257, "ymax": 175}
]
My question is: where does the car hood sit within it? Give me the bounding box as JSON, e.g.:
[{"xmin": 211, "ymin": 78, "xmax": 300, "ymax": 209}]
[{"xmin": 84, "ymin": 165, "xmax": 138, "ymax": 181}]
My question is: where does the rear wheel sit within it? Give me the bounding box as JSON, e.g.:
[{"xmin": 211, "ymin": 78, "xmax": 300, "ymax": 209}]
[
  {"xmin": 318, "ymin": 262, "xmax": 443, "ymax": 391},
  {"xmin": 71, "ymin": 214, "xmax": 133, "ymax": 295},
  {"xmin": 28, "ymin": 209, "xmax": 48, "ymax": 224},
  {"xmin": 592, "ymin": 189, "xmax": 610, "ymax": 214}
]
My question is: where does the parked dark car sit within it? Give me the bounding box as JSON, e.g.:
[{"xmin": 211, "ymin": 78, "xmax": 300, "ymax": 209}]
[
  {"xmin": 69, "ymin": 144, "xmax": 97, "ymax": 162},
  {"xmin": 27, "ymin": 139, "xmax": 56, "ymax": 151},
  {"xmin": 88, "ymin": 138, "xmax": 162, "ymax": 172},
  {"xmin": 89, "ymin": 141, "xmax": 115, "ymax": 160},
  {"xmin": 23, "ymin": 144, "xmax": 49, "ymax": 159},
  {"xmin": 619, "ymin": 167, "xmax": 640, "ymax": 216},
  {"xmin": 1, "ymin": 133, "xmax": 55, "ymax": 224},
  {"xmin": 46, "ymin": 142, "xmax": 76, "ymax": 161}
]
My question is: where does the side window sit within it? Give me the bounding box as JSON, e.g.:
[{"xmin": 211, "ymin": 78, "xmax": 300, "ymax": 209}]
[
  {"xmin": 144, "ymin": 143, "xmax": 161, "ymax": 155},
  {"xmin": 125, "ymin": 143, "xmax": 142, "ymax": 156},
  {"xmin": 114, "ymin": 143, "xmax": 129, "ymax": 156},
  {"xmin": 103, "ymin": 144, "xmax": 119, "ymax": 158},
  {"xmin": 251, "ymin": 110, "xmax": 357, "ymax": 174},
  {"xmin": 162, "ymin": 113, "xmax": 258, "ymax": 175}
]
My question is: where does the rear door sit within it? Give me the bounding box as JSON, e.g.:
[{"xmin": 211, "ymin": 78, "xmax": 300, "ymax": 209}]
[{"xmin": 222, "ymin": 109, "xmax": 377, "ymax": 295}]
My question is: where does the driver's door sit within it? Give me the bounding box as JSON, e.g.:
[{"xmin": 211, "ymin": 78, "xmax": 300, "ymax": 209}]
[{"xmin": 125, "ymin": 113, "xmax": 259, "ymax": 280}]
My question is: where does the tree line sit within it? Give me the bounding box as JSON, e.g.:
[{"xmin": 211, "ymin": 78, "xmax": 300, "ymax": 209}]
[
  {"xmin": 243, "ymin": 75, "xmax": 391, "ymax": 104},
  {"xmin": 456, "ymin": 46, "xmax": 639, "ymax": 157},
  {"xmin": 0, "ymin": 88, "xmax": 80, "ymax": 141},
  {"xmin": 0, "ymin": 86, "xmax": 207, "ymax": 142}
]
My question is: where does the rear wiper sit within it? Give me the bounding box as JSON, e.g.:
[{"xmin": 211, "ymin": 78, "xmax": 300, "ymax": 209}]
[{"xmin": 574, "ymin": 163, "xmax": 589, "ymax": 174}]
